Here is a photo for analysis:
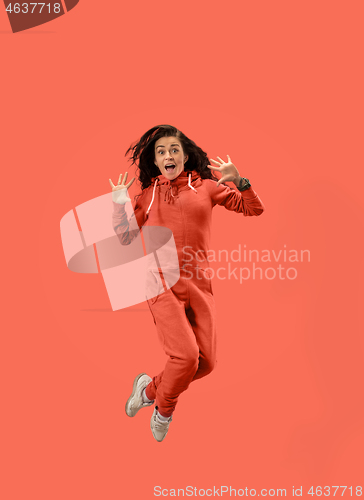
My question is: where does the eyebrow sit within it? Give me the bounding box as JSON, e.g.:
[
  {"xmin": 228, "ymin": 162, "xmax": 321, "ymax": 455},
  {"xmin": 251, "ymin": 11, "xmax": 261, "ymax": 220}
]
[{"xmin": 156, "ymin": 143, "xmax": 180, "ymax": 149}]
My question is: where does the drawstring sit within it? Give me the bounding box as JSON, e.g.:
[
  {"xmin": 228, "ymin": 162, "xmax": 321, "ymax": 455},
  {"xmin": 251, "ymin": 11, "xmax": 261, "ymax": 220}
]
[
  {"xmin": 147, "ymin": 173, "xmax": 198, "ymax": 216},
  {"xmin": 188, "ymin": 172, "xmax": 198, "ymax": 193},
  {"xmin": 146, "ymin": 178, "xmax": 158, "ymax": 215}
]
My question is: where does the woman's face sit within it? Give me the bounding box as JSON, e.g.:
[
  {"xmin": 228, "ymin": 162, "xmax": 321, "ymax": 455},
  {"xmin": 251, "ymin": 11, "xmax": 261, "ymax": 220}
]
[{"xmin": 154, "ymin": 136, "xmax": 188, "ymax": 180}]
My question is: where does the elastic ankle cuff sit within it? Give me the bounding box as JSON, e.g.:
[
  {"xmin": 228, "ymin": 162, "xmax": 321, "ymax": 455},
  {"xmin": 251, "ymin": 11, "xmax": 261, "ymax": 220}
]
[
  {"xmin": 145, "ymin": 384, "xmax": 154, "ymax": 401},
  {"xmin": 156, "ymin": 407, "xmax": 173, "ymax": 419}
]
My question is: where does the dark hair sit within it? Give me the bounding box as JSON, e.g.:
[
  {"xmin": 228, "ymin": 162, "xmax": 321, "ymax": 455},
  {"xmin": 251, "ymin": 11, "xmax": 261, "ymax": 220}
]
[{"xmin": 125, "ymin": 124, "xmax": 219, "ymax": 191}]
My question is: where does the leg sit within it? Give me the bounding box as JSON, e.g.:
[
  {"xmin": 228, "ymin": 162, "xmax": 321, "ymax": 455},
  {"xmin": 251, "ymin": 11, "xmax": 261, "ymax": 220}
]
[
  {"xmin": 187, "ymin": 270, "xmax": 217, "ymax": 382},
  {"xmin": 146, "ymin": 277, "xmax": 200, "ymax": 416}
]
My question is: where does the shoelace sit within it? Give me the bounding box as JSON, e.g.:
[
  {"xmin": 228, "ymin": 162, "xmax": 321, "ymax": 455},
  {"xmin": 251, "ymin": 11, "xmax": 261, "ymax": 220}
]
[{"xmin": 153, "ymin": 415, "xmax": 172, "ymax": 429}]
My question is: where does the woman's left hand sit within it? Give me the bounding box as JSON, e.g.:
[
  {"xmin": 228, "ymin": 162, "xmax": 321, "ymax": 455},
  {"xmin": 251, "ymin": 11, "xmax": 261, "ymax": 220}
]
[{"xmin": 208, "ymin": 155, "xmax": 241, "ymax": 187}]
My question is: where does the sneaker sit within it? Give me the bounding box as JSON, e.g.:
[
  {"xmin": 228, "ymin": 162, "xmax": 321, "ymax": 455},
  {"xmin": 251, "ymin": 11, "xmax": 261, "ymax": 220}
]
[
  {"xmin": 125, "ymin": 373, "xmax": 154, "ymax": 417},
  {"xmin": 150, "ymin": 407, "xmax": 172, "ymax": 442}
]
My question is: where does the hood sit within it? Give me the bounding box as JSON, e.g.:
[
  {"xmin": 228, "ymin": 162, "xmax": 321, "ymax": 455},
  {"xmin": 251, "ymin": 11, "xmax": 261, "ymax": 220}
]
[
  {"xmin": 153, "ymin": 169, "xmax": 201, "ymax": 187},
  {"xmin": 146, "ymin": 169, "xmax": 201, "ymax": 216}
]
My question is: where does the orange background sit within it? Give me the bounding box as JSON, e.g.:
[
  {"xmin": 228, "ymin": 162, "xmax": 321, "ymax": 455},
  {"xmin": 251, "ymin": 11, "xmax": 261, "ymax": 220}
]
[{"xmin": 1, "ymin": 1, "xmax": 364, "ymax": 498}]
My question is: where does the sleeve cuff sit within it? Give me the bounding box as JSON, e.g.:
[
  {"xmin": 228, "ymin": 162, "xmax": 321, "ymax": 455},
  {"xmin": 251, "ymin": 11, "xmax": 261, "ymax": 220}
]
[
  {"xmin": 236, "ymin": 186, "xmax": 259, "ymax": 200},
  {"xmin": 112, "ymin": 201, "xmax": 127, "ymax": 213}
]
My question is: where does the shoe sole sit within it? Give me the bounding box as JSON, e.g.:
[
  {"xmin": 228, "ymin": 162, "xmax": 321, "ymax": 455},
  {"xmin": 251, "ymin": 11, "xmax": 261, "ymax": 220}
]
[{"xmin": 125, "ymin": 372, "xmax": 148, "ymax": 418}]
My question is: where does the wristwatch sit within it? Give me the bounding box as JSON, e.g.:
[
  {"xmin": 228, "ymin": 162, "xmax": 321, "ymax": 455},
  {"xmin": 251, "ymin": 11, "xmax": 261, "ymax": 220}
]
[{"xmin": 237, "ymin": 177, "xmax": 251, "ymax": 191}]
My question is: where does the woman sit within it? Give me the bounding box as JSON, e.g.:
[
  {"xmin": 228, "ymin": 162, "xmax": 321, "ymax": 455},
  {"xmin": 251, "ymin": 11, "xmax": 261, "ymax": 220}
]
[{"xmin": 109, "ymin": 125, "xmax": 265, "ymax": 442}]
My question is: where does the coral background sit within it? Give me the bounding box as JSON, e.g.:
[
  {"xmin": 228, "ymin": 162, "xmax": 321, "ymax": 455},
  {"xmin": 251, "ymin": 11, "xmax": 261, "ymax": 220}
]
[{"xmin": 1, "ymin": 1, "xmax": 363, "ymax": 498}]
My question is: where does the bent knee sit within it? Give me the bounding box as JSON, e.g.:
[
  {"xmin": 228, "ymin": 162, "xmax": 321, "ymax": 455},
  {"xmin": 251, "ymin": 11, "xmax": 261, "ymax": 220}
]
[
  {"xmin": 183, "ymin": 353, "xmax": 200, "ymax": 372},
  {"xmin": 171, "ymin": 348, "xmax": 199, "ymax": 372},
  {"xmin": 200, "ymin": 357, "xmax": 216, "ymax": 377}
]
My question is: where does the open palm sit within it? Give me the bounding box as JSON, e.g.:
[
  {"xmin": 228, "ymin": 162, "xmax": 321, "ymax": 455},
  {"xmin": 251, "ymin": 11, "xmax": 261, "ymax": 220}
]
[
  {"xmin": 109, "ymin": 172, "xmax": 135, "ymax": 204},
  {"xmin": 208, "ymin": 155, "xmax": 240, "ymax": 187}
]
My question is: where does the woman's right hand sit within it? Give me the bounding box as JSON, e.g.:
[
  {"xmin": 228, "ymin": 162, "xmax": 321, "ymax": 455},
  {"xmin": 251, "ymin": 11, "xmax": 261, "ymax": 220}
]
[{"xmin": 109, "ymin": 172, "xmax": 135, "ymax": 204}]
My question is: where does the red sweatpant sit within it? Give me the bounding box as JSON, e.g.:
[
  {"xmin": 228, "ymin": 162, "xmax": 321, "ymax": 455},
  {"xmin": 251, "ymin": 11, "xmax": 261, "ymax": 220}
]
[{"xmin": 145, "ymin": 267, "xmax": 217, "ymax": 417}]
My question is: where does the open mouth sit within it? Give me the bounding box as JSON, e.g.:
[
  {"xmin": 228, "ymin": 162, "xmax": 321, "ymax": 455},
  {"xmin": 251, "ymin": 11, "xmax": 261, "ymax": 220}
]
[{"xmin": 165, "ymin": 164, "xmax": 176, "ymax": 173}]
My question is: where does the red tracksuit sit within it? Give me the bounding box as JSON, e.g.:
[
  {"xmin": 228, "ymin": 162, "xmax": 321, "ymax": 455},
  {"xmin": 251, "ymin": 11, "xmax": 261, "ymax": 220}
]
[{"xmin": 112, "ymin": 170, "xmax": 264, "ymax": 416}]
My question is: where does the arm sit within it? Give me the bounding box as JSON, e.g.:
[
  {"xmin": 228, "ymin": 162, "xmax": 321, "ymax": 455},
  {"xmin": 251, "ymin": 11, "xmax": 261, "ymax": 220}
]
[
  {"xmin": 207, "ymin": 155, "xmax": 265, "ymax": 216},
  {"xmin": 112, "ymin": 195, "xmax": 146, "ymax": 246},
  {"xmin": 109, "ymin": 172, "xmax": 146, "ymax": 246},
  {"xmin": 208, "ymin": 179, "xmax": 265, "ymax": 216}
]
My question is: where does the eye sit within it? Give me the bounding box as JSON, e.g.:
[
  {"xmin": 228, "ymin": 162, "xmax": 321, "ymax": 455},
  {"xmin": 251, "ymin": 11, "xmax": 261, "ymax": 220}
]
[{"xmin": 158, "ymin": 150, "xmax": 164, "ymax": 155}]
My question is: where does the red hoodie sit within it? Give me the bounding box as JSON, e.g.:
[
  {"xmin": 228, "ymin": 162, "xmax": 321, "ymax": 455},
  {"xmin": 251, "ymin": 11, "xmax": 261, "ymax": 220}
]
[{"xmin": 112, "ymin": 170, "xmax": 264, "ymax": 271}]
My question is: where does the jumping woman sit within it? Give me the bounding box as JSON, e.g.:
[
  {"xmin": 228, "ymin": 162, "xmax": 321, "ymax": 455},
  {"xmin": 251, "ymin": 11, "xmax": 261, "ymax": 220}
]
[{"xmin": 109, "ymin": 125, "xmax": 265, "ymax": 442}]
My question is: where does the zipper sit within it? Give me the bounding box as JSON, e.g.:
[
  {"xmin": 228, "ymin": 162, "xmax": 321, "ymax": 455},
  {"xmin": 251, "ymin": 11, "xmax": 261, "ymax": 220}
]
[{"xmin": 177, "ymin": 189, "xmax": 190, "ymax": 308}]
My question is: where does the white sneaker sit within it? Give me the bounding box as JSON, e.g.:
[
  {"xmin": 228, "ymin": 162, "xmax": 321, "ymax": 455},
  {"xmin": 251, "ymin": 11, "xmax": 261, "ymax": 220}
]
[
  {"xmin": 150, "ymin": 407, "xmax": 172, "ymax": 442},
  {"xmin": 125, "ymin": 373, "xmax": 154, "ymax": 417}
]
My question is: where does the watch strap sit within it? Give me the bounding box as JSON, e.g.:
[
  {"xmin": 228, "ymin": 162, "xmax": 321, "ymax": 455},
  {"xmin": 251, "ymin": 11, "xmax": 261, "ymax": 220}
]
[{"xmin": 237, "ymin": 177, "xmax": 251, "ymax": 191}]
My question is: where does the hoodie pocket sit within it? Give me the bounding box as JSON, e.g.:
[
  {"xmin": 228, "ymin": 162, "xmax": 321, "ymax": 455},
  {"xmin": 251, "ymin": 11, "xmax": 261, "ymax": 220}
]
[
  {"xmin": 199, "ymin": 268, "xmax": 213, "ymax": 295},
  {"xmin": 146, "ymin": 296, "xmax": 157, "ymax": 324},
  {"xmin": 146, "ymin": 270, "xmax": 163, "ymax": 305}
]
